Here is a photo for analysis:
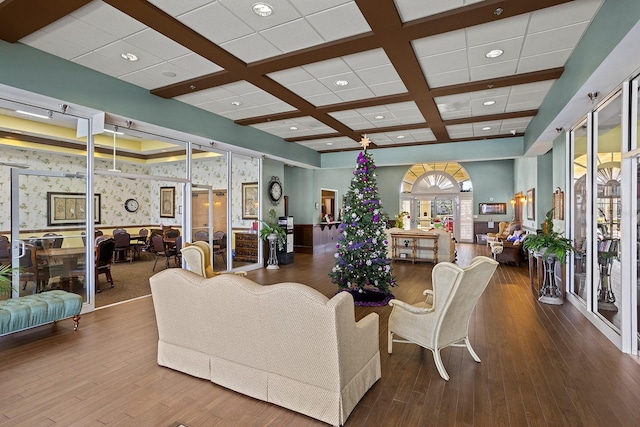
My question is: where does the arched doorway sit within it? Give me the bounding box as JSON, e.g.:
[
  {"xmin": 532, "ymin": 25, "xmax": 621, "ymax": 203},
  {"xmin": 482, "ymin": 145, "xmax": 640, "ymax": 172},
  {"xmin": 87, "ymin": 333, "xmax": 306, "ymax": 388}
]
[{"xmin": 399, "ymin": 163, "xmax": 474, "ymax": 243}]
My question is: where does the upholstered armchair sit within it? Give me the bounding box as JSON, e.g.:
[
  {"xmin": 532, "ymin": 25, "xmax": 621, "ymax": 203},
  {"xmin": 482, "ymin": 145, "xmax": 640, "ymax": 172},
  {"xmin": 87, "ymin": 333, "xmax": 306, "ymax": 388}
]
[
  {"xmin": 487, "ymin": 221, "xmax": 509, "ymax": 241},
  {"xmin": 387, "ymin": 256, "xmax": 498, "ymax": 380},
  {"xmin": 181, "ymin": 242, "xmax": 246, "ymax": 277}
]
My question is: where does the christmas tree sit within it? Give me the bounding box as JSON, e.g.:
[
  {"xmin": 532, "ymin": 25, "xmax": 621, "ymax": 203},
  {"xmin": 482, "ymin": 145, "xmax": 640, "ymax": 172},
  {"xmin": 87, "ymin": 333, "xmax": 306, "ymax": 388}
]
[{"xmin": 329, "ymin": 136, "xmax": 395, "ymax": 300}]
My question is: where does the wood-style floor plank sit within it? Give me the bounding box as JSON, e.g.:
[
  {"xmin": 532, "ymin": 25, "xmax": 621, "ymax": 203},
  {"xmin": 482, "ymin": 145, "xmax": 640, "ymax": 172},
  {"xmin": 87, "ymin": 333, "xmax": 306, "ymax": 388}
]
[{"xmin": 2, "ymin": 243, "xmax": 640, "ymax": 426}]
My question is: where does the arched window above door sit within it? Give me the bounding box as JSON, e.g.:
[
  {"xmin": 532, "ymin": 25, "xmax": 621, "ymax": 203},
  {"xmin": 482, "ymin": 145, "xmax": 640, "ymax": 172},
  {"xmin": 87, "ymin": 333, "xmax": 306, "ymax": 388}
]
[{"xmin": 401, "ymin": 162, "xmax": 471, "ymax": 193}]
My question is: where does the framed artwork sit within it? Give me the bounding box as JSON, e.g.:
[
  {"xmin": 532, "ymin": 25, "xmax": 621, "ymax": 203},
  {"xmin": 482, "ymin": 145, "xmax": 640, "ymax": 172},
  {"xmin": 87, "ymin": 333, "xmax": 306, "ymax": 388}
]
[
  {"xmin": 47, "ymin": 192, "xmax": 101, "ymax": 226},
  {"xmin": 478, "ymin": 202, "xmax": 507, "ymax": 215},
  {"xmin": 553, "ymin": 187, "xmax": 565, "ymax": 220},
  {"xmin": 160, "ymin": 187, "xmax": 175, "ymax": 218},
  {"xmin": 527, "ymin": 188, "xmax": 535, "ymax": 220},
  {"xmin": 242, "ymin": 182, "xmax": 258, "ymax": 219}
]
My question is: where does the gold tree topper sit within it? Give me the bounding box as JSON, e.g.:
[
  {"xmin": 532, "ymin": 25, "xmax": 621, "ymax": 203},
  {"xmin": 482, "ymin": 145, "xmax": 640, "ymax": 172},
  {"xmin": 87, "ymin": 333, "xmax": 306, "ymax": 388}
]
[{"xmin": 359, "ymin": 135, "xmax": 371, "ymax": 150}]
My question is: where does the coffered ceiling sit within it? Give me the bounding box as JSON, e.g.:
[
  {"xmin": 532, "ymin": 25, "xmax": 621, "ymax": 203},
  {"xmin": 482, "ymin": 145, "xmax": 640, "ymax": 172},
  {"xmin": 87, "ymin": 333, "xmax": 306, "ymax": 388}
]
[{"xmin": 0, "ymin": 0, "xmax": 604, "ymax": 153}]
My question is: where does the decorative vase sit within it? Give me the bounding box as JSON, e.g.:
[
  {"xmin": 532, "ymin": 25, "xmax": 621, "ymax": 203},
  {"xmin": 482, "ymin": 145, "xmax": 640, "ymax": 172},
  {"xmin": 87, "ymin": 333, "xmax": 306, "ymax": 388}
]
[{"xmin": 266, "ymin": 233, "xmax": 279, "ymax": 270}]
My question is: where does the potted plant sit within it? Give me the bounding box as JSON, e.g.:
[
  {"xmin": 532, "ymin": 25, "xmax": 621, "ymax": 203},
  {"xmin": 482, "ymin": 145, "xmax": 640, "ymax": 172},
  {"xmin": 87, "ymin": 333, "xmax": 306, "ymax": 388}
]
[
  {"xmin": 259, "ymin": 208, "xmax": 286, "ymax": 251},
  {"xmin": 522, "ymin": 208, "xmax": 574, "ymax": 305},
  {"xmin": 522, "ymin": 209, "xmax": 574, "ymax": 264}
]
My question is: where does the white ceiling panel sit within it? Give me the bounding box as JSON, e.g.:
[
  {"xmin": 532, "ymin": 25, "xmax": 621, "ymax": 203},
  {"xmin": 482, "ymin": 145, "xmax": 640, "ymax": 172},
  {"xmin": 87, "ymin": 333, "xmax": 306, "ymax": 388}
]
[
  {"xmin": 394, "ymin": 0, "xmax": 465, "ymax": 23},
  {"xmin": 178, "ymin": 2, "xmax": 253, "ymax": 45},
  {"xmin": 21, "ymin": 30, "xmax": 89, "ymax": 60},
  {"xmin": 528, "ymin": 0, "xmax": 604, "ymax": 33},
  {"xmin": 425, "ymin": 69, "xmax": 471, "ymax": 88},
  {"xmin": 522, "ymin": 22, "xmax": 590, "ymax": 58},
  {"xmin": 296, "ymin": 136, "xmax": 358, "ymax": 151},
  {"xmin": 148, "ymin": 0, "xmax": 213, "ymax": 17},
  {"xmin": 465, "ymin": 14, "xmax": 529, "ymax": 46},
  {"xmin": 368, "ymin": 128, "xmax": 436, "ymax": 145},
  {"xmin": 517, "ymin": 49, "xmax": 572, "ymax": 74},
  {"xmin": 305, "ymin": 2, "xmax": 370, "ymax": 42},
  {"xmin": 418, "ymin": 49, "xmax": 469, "ymax": 76},
  {"xmin": 71, "ymin": 1, "xmax": 146, "ymax": 38}
]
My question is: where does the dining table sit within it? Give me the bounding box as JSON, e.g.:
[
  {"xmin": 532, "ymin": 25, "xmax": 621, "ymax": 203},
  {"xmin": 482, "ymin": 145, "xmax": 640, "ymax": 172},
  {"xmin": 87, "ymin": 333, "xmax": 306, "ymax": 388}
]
[{"xmin": 36, "ymin": 246, "xmax": 87, "ymax": 292}]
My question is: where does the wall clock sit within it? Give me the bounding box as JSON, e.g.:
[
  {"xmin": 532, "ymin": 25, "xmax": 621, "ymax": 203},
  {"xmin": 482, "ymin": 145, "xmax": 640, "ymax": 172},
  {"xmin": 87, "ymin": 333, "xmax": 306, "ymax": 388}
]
[
  {"xmin": 268, "ymin": 176, "xmax": 283, "ymax": 203},
  {"xmin": 124, "ymin": 198, "xmax": 139, "ymax": 212}
]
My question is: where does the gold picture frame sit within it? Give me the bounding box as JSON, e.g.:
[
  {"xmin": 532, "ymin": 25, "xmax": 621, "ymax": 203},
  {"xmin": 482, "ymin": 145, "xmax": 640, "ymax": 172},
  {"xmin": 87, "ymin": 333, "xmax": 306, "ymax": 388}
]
[
  {"xmin": 242, "ymin": 182, "xmax": 258, "ymax": 219},
  {"xmin": 527, "ymin": 188, "xmax": 535, "ymax": 221},
  {"xmin": 47, "ymin": 192, "xmax": 101, "ymax": 226},
  {"xmin": 160, "ymin": 187, "xmax": 175, "ymax": 218}
]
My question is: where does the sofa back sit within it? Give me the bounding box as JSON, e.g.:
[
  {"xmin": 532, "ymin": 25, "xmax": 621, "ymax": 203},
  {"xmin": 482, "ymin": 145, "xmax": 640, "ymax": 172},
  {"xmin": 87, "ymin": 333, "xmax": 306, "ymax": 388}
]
[{"xmin": 150, "ymin": 269, "xmax": 355, "ymax": 389}]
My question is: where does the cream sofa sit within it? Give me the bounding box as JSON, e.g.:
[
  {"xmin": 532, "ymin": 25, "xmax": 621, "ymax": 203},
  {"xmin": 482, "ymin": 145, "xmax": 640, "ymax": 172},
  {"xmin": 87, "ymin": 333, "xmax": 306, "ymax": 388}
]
[
  {"xmin": 149, "ymin": 269, "xmax": 381, "ymax": 426},
  {"xmin": 385, "ymin": 227, "xmax": 456, "ymax": 263}
]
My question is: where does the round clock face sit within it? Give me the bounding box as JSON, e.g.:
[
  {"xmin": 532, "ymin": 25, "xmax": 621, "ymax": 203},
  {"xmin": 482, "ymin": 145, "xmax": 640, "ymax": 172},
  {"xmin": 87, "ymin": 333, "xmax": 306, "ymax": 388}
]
[
  {"xmin": 124, "ymin": 198, "xmax": 139, "ymax": 212},
  {"xmin": 269, "ymin": 180, "xmax": 283, "ymax": 202}
]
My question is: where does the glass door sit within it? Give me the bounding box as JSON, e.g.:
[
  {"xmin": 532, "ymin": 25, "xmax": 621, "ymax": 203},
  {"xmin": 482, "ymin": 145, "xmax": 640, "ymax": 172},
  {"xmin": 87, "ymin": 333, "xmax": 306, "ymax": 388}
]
[{"xmin": 11, "ymin": 169, "xmax": 90, "ymax": 303}]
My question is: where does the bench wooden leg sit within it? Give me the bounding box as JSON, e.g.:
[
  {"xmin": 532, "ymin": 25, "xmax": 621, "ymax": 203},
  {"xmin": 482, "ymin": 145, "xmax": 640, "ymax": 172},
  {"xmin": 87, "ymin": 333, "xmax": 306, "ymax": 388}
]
[{"xmin": 73, "ymin": 315, "xmax": 81, "ymax": 331}]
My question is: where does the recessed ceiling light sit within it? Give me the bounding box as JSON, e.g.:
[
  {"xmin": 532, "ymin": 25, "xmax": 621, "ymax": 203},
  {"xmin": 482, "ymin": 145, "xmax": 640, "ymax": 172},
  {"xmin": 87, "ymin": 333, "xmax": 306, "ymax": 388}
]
[
  {"xmin": 483, "ymin": 100, "xmax": 496, "ymax": 106},
  {"xmin": 485, "ymin": 49, "xmax": 503, "ymax": 59},
  {"xmin": 396, "ymin": 135, "xmax": 405, "ymax": 139},
  {"xmin": 162, "ymin": 71, "xmax": 177, "ymax": 78},
  {"xmin": 252, "ymin": 3, "xmax": 273, "ymax": 17},
  {"xmin": 374, "ymin": 115, "xmax": 385, "ymax": 120},
  {"xmin": 482, "ymin": 126, "xmax": 492, "ymax": 131},
  {"xmin": 326, "ymin": 142, "xmax": 333, "ymax": 146},
  {"xmin": 289, "ymin": 126, "xmax": 298, "ymax": 130},
  {"xmin": 334, "ymin": 80, "xmax": 349, "ymax": 86},
  {"xmin": 230, "ymin": 101, "xmax": 242, "ymax": 106},
  {"xmin": 120, "ymin": 52, "xmax": 139, "ymax": 61}
]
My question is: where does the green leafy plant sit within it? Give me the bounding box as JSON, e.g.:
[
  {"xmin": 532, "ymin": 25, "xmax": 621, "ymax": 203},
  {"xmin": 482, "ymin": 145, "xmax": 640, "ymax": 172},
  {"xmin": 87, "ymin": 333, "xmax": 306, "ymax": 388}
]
[
  {"xmin": 522, "ymin": 209, "xmax": 574, "ymax": 264},
  {"xmin": 0, "ymin": 264, "xmax": 17, "ymax": 296},
  {"xmin": 259, "ymin": 208, "xmax": 286, "ymax": 250}
]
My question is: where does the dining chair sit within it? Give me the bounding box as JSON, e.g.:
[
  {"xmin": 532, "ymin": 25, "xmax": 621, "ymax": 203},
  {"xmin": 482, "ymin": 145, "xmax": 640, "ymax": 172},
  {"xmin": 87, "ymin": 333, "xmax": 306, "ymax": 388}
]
[
  {"xmin": 194, "ymin": 230, "xmax": 209, "ymax": 242},
  {"xmin": 137, "ymin": 228, "xmax": 149, "ymax": 243},
  {"xmin": 113, "ymin": 228, "xmax": 127, "ymax": 235},
  {"xmin": 95, "ymin": 238, "xmax": 115, "ymax": 293},
  {"xmin": 113, "ymin": 232, "xmax": 131, "ymax": 262},
  {"xmin": 19, "ymin": 244, "xmax": 49, "ymax": 294},
  {"xmin": 42, "ymin": 232, "xmax": 63, "ymax": 249},
  {"xmin": 151, "ymin": 234, "xmax": 174, "ymax": 271},
  {"xmin": 212, "ymin": 231, "xmax": 227, "ymax": 267},
  {"xmin": 0, "ymin": 238, "xmax": 10, "ymax": 265},
  {"xmin": 164, "ymin": 228, "xmax": 180, "ymax": 239},
  {"xmin": 387, "ymin": 256, "xmax": 498, "ymax": 381}
]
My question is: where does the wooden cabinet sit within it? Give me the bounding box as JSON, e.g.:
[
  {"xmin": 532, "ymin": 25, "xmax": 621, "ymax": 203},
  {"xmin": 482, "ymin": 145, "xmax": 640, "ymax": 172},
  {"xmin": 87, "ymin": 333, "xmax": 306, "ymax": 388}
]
[{"xmin": 235, "ymin": 232, "xmax": 258, "ymax": 263}]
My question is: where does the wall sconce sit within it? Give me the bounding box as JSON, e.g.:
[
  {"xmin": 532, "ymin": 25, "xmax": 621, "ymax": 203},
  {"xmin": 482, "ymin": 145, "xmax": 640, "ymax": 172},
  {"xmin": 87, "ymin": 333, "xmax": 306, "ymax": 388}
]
[
  {"xmin": 510, "ymin": 198, "xmax": 516, "ymax": 205},
  {"xmin": 587, "ymin": 92, "xmax": 599, "ymax": 103}
]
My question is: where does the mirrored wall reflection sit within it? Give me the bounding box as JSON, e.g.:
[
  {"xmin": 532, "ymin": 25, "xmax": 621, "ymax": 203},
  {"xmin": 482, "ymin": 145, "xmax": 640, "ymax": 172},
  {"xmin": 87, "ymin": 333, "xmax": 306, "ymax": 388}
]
[
  {"xmin": 595, "ymin": 93, "xmax": 622, "ymax": 328},
  {"xmin": 572, "ymin": 122, "xmax": 588, "ymax": 301},
  {"xmin": 231, "ymin": 153, "xmax": 260, "ymax": 270}
]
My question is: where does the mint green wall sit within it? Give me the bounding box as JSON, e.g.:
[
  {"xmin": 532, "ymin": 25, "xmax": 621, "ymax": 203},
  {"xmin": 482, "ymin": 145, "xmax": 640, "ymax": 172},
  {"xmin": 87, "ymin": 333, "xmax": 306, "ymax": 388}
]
[
  {"xmin": 537, "ymin": 151, "xmax": 554, "ymax": 221},
  {"xmin": 262, "ymin": 158, "xmax": 285, "ymax": 219},
  {"xmin": 461, "ymin": 160, "xmax": 515, "ymax": 221},
  {"xmin": 514, "ymin": 157, "xmax": 537, "ymax": 230},
  {"xmin": 552, "ymin": 134, "xmax": 567, "ymax": 231}
]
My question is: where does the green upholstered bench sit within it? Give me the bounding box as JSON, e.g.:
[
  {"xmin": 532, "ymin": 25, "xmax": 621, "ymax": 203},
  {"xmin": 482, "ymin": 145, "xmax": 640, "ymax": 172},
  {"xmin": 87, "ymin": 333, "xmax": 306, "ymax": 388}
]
[{"xmin": 0, "ymin": 290, "xmax": 83, "ymax": 336}]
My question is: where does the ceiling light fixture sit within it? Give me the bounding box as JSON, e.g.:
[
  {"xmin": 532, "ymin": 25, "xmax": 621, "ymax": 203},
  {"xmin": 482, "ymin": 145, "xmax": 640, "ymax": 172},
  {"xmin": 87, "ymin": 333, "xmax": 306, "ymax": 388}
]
[
  {"xmin": 230, "ymin": 101, "xmax": 242, "ymax": 106},
  {"xmin": 162, "ymin": 71, "xmax": 177, "ymax": 78},
  {"xmin": 120, "ymin": 52, "xmax": 139, "ymax": 61},
  {"xmin": 396, "ymin": 135, "xmax": 405, "ymax": 139},
  {"xmin": 252, "ymin": 3, "xmax": 273, "ymax": 17},
  {"xmin": 374, "ymin": 115, "xmax": 385, "ymax": 120},
  {"xmin": 494, "ymin": 7, "xmax": 503, "ymax": 16},
  {"xmin": 16, "ymin": 110, "xmax": 50, "ymax": 119},
  {"xmin": 334, "ymin": 80, "xmax": 349, "ymax": 86},
  {"xmin": 326, "ymin": 142, "xmax": 333, "ymax": 146},
  {"xmin": 289, "ymin": 126, "xmax": 298, "ymax": 130},
  {"xmin": 485, "ymin": 49, "xmax": 503, "ymax": 59},
  {"xmin": 483, "ymin": 100, "xmax": 496, "ymax": 106},
  {"xmin": 482, "ymin": 126, "xmax": 492, "ymax": 131}
]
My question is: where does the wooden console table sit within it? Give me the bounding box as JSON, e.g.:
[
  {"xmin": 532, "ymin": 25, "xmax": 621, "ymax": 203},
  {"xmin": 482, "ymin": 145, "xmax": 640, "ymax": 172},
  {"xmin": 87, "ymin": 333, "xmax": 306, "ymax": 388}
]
[{"xmin": 390, "ymin": 232, "xmax": 438, "ymax": 264}]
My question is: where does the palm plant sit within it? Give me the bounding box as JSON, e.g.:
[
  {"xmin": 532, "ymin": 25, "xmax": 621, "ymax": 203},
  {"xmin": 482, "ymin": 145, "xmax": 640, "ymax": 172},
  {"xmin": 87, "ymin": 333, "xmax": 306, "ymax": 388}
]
[
  {"xmin": 0, "ymin": 264, "xmax": 17, "ymax": 296},
  {"xmin": 522, "ymin": 209, "xmax": 575, "ymax": 264},
  {"xmin": 259, "ymin": 209, "xmax": 286, "ymax": 251}
]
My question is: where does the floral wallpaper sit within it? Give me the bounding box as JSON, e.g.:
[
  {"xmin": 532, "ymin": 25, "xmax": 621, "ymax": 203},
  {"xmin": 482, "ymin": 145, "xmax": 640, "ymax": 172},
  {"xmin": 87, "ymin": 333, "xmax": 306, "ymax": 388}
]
[{"xmin": 0, "ymin": 146, "xmax": 259, "ymax": 233}]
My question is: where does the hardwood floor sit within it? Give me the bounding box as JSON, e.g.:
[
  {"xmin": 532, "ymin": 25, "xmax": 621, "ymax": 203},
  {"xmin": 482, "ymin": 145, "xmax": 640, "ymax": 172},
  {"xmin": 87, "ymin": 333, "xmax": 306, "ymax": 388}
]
[{"xmin": 2, "ymin": 243, "xmax": 640, "ymax": 426}]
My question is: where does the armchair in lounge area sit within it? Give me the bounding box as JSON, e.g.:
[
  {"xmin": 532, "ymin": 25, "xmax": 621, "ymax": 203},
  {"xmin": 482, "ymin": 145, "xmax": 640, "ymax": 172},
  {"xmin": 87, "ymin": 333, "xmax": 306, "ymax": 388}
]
[
  {"xmin": 388, "ymin": 256, "xmax": 498, "ymax": 380},
  {"xmin": 181, "ymin": 241, "xmax": 246, "ymax": 277}
]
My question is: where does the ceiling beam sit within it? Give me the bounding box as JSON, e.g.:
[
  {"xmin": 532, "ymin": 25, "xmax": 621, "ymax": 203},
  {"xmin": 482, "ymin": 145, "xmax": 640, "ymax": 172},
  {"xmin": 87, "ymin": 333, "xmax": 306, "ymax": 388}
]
[{"xmin": 0, "ymin": 0, "xmax": 92, "ymax": 43}]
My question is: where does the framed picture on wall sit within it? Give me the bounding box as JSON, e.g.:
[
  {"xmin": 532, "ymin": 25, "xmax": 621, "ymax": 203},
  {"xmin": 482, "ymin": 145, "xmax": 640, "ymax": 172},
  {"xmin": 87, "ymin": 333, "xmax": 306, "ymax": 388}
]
[
  {"xmin": 527, "ymin": 188, "xmax": 535, "ymax": 220},
  {"xmin": 160, "ymin": 187, "xmax": 175, "ymax": 218},
  {"xmin": 242, "ymin": 182, "xmax": 258, "ymax": 219},
  {"xmin": 47, "ymin": 192, "xmax": 101, "ymax": 226},
  {"xmin": 478, "ymin": 202, "xmax": 507, "ymax": 215}
]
